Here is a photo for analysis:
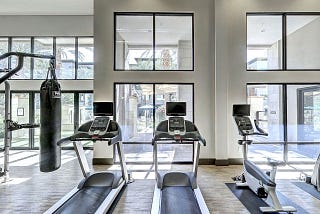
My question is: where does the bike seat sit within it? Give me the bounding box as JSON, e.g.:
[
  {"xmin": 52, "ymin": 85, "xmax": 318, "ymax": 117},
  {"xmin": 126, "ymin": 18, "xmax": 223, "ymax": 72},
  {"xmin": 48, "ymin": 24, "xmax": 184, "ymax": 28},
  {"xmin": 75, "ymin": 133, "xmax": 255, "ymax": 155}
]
[{"xmin": 267, "ymin": 158, "xmax": 285, "ymax": 167}]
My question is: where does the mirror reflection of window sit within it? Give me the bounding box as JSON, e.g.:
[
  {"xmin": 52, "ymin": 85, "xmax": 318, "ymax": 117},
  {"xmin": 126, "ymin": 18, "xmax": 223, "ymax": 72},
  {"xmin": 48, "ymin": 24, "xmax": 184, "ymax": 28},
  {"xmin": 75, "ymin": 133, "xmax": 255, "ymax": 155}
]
[{"xmin": 247, "ymin": 15, "xmax": 282, "ymax": 70}]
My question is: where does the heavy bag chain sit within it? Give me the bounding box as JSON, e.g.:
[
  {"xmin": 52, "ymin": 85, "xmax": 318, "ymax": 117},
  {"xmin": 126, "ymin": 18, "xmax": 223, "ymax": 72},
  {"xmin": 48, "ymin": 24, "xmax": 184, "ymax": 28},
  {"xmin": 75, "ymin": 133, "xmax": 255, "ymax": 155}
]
[
  {"xmin": 46, "ymin": 59, "xmax": 57, "ymax": 80},
  {"xmin": 45, "ymin": 59, "xmax": 61, "ymax": 99}
]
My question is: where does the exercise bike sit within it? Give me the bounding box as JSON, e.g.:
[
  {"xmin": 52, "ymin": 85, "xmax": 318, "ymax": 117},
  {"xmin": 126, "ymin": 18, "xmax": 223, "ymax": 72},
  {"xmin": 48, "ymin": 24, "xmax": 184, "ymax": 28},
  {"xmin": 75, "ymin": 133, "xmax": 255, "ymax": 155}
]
[
  {"xmin": 306, "ymin": 153, "xmax": 320, "ymax": 191},
  {"xmin": 233, "ymin": 104, "xmax": 296, "ymax": 213}
]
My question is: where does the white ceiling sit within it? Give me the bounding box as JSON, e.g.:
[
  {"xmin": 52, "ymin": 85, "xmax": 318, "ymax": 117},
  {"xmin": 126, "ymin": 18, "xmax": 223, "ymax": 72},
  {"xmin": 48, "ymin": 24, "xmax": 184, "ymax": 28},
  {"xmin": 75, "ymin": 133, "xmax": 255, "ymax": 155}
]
[{"xmin": 0, "ymin": 0, "xmax": 93, "ymax": 15}]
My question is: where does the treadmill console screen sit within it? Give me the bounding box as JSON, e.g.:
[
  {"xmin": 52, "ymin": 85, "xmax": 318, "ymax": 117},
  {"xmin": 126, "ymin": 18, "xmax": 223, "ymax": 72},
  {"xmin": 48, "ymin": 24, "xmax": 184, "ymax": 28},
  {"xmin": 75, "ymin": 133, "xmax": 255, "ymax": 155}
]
[
  {"xmin": 168, "ymin": 117, "xmax": 186, "ymax": 136},
  {"xmin": 89, "ymin": 117, "xmax": 110, "ymax": 136},
  {"xmin": 233, "ymin": 104, "xmax": 250, "ymax": 116},
  {"xmin": 166, "ymin": 102, "xmax": 186, "ymax": 116},
  {"xmin": 93, "ymin": 102, "xmax": 113, "ymax": 116}
]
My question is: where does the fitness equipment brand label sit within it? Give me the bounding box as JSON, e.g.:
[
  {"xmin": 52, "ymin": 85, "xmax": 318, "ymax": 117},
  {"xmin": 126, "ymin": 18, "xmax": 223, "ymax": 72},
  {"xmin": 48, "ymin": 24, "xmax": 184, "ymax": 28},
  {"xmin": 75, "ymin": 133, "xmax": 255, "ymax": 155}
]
[{"xmin": 52, "ymin": 91, "xmax": 61, "ymax": 98}]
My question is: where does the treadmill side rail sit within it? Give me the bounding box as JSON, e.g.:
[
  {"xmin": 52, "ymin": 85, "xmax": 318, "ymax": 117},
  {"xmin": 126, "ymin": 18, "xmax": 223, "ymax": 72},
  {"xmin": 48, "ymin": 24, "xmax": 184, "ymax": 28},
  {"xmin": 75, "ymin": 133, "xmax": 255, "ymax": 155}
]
[
  {"xmin": 151, "ymin": 184, "xmax": 161, "ymax": 214},
  {"xmin": 95, "ymin": 180, "xmax": 126, "ymax": 213},
  {"xmin": 44, "ymin": 187, "xmax": 79, "ymax": 214},
  {"xmin": 194, "ymin": 187, "xmax": 210, "ymax": 214}
]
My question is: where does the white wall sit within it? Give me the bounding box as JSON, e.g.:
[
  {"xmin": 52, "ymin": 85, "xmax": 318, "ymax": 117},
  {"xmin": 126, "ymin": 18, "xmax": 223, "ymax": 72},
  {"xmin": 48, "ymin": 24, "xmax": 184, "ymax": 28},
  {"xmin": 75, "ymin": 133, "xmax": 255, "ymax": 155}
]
[
  {"xmin": 94, "ymin": 0, "xmax": 215, "ymax": 159},
  {"xmin": 215, "ymin": 0, "xmax": 320, "ymax": 160},
  {"xmin": 0, "ymin": 15, "xmax": 93, "ymax": 91},
  {"xmin": 0, "ymin": 15, "xmax": 93, "ymax": 36}
]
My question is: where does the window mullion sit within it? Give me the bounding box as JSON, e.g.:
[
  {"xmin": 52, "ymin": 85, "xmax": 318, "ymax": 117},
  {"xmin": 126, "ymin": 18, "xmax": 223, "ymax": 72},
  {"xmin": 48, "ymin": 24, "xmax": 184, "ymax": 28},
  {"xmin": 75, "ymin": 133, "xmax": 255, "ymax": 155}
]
[
  {"xmin": 153, "ymin": 14, "xmax": 156, "ymax": 71},
  {"xmin": 282, "ymin": 14, "xmax": 287, "ymax": 70}
]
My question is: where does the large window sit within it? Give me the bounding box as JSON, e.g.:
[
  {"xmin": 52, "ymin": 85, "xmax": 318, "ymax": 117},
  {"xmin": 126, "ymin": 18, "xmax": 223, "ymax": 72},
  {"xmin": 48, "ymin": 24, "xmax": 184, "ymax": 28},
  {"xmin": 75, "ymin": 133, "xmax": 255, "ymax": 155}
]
[
  {"xmin": 247, "ymin": 13, "xmax": 320, "ymax": 71},
  {"xmin": 247, "ymin": 84, "xmax": 320, "ymax": 164},
  {"xmin": 115, "ymin": 83, "xmax": 194, "ymax": 163},
  {"xmin": 115, "ymin": 13, "xmax": 194, "ymax": 71},
  {"xmin": 0, "ymin": 36, "xmax": 93, "ymax": 79},
  {"xmin": 0, "ymin": 91, "xmax": 93, "ymax": 149}
]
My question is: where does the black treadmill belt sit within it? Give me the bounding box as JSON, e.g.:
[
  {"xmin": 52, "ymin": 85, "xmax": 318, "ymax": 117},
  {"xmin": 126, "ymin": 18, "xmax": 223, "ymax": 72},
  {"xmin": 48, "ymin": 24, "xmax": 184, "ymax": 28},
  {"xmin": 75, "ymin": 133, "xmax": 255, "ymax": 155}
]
[
  {"xmin": 54, "ymin": 186, "xmax": 112, "ymax": 214},
  {"xmin": 161, "ymin": 186, "xmax": 202, "ymax": 214}
]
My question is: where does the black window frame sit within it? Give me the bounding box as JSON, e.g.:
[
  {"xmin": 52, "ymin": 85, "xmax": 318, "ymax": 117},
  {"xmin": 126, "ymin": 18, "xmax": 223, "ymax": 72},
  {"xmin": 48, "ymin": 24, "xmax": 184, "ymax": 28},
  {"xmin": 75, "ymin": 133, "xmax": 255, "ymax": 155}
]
[
  {"xmin": 247, "ymin": 12, "xmax": 320, "ymax": 71},
  {"xmin": 0, "ymin": 36, "xmax": 94, "ymax": 80},
  {"xmin": 247, "ymin": 82, "xmax": 320, "ymax": 164},
  {"xmin": 114, "ymin": 12, "xmax": 195, "ymax": 71},
  {"xmin": 0, "ymin": 90, "xmax": 93, "ymax": 150}
]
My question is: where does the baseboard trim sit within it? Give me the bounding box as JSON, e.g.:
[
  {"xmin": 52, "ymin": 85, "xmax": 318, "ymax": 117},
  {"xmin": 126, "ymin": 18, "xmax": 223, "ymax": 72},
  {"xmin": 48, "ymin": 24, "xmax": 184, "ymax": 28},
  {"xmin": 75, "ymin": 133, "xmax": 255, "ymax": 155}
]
[
  {"xmin": 228, "ymin": 158, "xmax": 243, "ymax": 165},
  {"xmin": 92, "ymin": 158, "xmax": 113, "ymax": 165},
  {"xmin": 199, "ymin": 158, "xmax": 215, "ymax": 165},
  {"xmin": 215, "ymin": 159, "xmax": 229, "ymax": 166},
  {"xmin": 215, "ymin": 158, "xmax": 243, "ymax": 166}
]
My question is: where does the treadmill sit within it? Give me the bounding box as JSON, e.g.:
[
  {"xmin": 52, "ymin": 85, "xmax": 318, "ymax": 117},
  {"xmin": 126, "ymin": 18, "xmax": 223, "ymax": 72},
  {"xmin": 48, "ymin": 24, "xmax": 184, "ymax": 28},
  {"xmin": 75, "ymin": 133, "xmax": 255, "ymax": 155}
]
[
  {"xmin": 45, "ymin": 102, "xmax": 129, "ymax": 214},
  {"xmin": 151, "ymin": 102, "xmax": 210, "ymax": 214}
]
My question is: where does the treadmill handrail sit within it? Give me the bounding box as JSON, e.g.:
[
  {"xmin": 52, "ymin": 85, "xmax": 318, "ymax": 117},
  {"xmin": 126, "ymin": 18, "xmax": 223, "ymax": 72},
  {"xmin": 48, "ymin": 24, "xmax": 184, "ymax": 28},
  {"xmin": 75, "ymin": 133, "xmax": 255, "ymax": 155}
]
[
  {"xmin": 57, "ymin": 131, "xmax": 120, "ymax": 146},
  {"xmin": 153, "ymin": 131, "xmax": 206, "ymax": 146},
  {"xmin": 243, "ymin": 132, "xmax": 268, "ymax": 136}
]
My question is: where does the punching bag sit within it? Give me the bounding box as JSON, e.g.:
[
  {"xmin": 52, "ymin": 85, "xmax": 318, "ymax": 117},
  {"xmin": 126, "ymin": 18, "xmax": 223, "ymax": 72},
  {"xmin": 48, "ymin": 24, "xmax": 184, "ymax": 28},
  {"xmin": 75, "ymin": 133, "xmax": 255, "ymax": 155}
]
[{"xmin": 39, "ymin": 67, "xmax": 61, "ymax": 172}]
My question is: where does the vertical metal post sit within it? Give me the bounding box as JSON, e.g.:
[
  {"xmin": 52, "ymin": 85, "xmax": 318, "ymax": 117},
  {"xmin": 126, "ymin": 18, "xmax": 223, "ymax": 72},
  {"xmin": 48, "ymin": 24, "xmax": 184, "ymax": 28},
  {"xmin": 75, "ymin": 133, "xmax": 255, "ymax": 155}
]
[
  {"xmin": 117, "ymin": 141, "xmax": 129, "ymax": 183},
  {"xmin": 2, "ymin": 81, "xmax": 11, "ymax": 182},
  {"xmin": 153, "ymin": 141, "xmax": 158, "ymax": 180},
  {"xmin": 193, "ymin": 141, "xmax": 200, "ymax": 178},
  {"xmin": 73, "ymin": 141, "xmax": 91, "ymax": 178},
  {"xmin": 283, "ymin": 84, "xmax": 288, "ymax": 163},
  {"xmin": 243, "ymin": 136, "xmax": 248, "ymax": 161}
]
